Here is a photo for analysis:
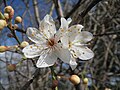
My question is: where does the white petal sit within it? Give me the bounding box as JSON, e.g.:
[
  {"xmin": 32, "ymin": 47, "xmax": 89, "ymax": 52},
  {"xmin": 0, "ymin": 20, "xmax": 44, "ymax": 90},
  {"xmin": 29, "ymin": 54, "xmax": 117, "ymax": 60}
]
[
  {"xmin": 61, "ymin": 34, "xmax": 69, "ymax": 48},
  {"xmin": 27, "ymin": 27, "xmax": 46, "ymax": 44},
  {"xmin": 72, "ymin": 46, "xmax": 94, "ymax": 60},
  {"xmin": 67, "ymin": 18, "xmax": 72, "ymax": 25},
  {"xmin": 67, "ymin": 24, "xmax": 84, "ymax": 42},
  {"xmin": 55, "ymin": 48, "xmax": 70, "ymax": 64},
  {"xmin": 36, "ymin": 51, "xmax": 57, "ymax": 68},
  {"xmin": 40, "ymin": 15, "xmax": 56, "ymax": 38},
  {"xmin": 74, "ymin": 31, "xmax": 93, "ymax": 43},
  {"xmin": 60, "ymin": 18, "xmax": 68, "ymax": 30},
  {"xmin": 22, "ymin": 44, "xmax": 44, "ymax": 58},
  {"xmin": 70, "ymin": 57, "xmax": 77, "ymax": 70},
  {"xmin": 55, "ymin": 18, "xmax": 69, "ymax": 40}
]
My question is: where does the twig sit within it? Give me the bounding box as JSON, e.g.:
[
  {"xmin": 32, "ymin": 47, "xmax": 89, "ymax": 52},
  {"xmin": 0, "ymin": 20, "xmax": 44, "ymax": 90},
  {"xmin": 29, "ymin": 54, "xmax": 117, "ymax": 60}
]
[
  {"xmin": 15, "ymin": 28, "xmax": 26, "ymax": 33},
  {"xmin": 78, "ymin": 0, "xmax": 103, "ymax": 23},
  {"xmin": 53, "ymin": 0, "xmax": 63, "ymax": 22},
  {"xmin": 0, "ymin": 82, "xmax": 5, "ymax": 90},
  {"xmin": 75, "ymin": 84, "xmax": 81, "ymax": 90},
  {"xmin": 32, "ymin": 0, "xmax": 41, "ymax": 27},
  {"xmin": 65, "ymin": 0, "xmax": 82, "ymax": 19},
  {"xmin": 20, "ymin": 68, "xmax": 40, "ymax": 90},
  {"xmin": 94, "ymin": 32, "xmax": 120, "ymax": 36},
  {"xmin": 3, "ymin": 0, "xmax": 7, "ymax": 7},
  {"xmin": 15, "ymin": 70, "xmax": 28, "ymax": 79}
]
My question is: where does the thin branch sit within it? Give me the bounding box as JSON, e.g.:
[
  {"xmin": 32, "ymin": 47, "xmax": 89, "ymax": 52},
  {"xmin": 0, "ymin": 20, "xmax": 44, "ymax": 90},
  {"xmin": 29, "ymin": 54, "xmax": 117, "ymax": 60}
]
[
  {"xmin": 7, "ymin": 26, "xmax": 21, "ymax": 44},
  {"xmin": 20, "ymin": 68, "xmax": 40, "ymax": 90},
  {"xmin": 3, "ymin": 0, "xmax": 7, "ymax": 7},
  {"xmin": 94, "ymin": 32, "xmax": 120, "ymax": 36},
  {"xmin": 0, "ymin": 82, "xmax": 5, "ymax": 90},
  {"xmin": 53, "ymin": 0, "xmax": 63, "ymax": 22},
  {"xmin": 65, "ymin": 0, "xmax": 82, "ymax": 19},
  {"xmin": 78, "ymin": 0, "xmax": 103, "ymax": 23},
  {"xmin": 32, "ymin": 0, "xmax": 41, "ymax": 27},
  {"xmin": 15, "ymin": 28, "xmax": 26, "ymax": 33}
]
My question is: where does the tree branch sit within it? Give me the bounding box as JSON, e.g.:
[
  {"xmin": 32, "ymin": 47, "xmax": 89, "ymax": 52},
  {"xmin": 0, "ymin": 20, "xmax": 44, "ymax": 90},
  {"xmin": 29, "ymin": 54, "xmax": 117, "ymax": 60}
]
[
  {"xmin": 32, "ymin": 0, "xmax": 41, "ymax": 27},
  {"xmin": 20, "ymin": 68, "xmax": 40, "ymax": 90},
  {"xmin": 78, "ymin": 0, "xmax": 103, "ymax": 23},
  {"xmin": 53, "ymin": 0, "xmax": 63, "ymax": 22},
  {"xmin": 94, "ymin": 32, "xmax": 120, "ymax": 36},
  {"xmin": 65, "ymin": 0, "xmax": 82, "ymax": 19},
  {"xmin": 3, "ymin": 0, "xmax": 7, "ymax": 7}
]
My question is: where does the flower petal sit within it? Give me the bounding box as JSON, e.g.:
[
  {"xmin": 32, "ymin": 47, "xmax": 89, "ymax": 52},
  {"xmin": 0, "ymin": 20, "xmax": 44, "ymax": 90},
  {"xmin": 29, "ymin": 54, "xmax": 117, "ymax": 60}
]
[
  {"xmin": 27, "ymin": 27, "xmax": 46, "ymax": 44},
  {"xmin": 61, "ymin": 33, "xmax": 69, "ymax": 48},
  {"xmin": 74, "ymin": 31, "xmax": 93, "ymax": 43},
  {"xmin": 36, "ymin": 51, "xmax": 57, "ymax": 68},
  {"xmin": 72, "ymin": 46, "xmax": 94, "ymax": 60},
  {"xmin": 22, "ymin": 44, "xmax": 44, "ymax": 58},
  {"xmin": 55, "ymin": 18, "xmax": 69, "ymax": 40},
  {"xmin": 69, "ymin": 57, "xmax": 77, "ymax": 70},
  {"xmin": 67, "ymin": 24, "xmax": 84, "ymax": 42},
  {"xmin": 40, "ymin": 15, "xmax": 56, "ymax": 38},
  {"xmin": 67, "ymin": 18, "xmax": 72, "ymax": 25},
  {"xmin": 60, "ymin": 18, "xmax": 69, "ymax": 30},
  {"xmin": 55, "ymin": 48, "xmax": 71, "ymax": 64}
]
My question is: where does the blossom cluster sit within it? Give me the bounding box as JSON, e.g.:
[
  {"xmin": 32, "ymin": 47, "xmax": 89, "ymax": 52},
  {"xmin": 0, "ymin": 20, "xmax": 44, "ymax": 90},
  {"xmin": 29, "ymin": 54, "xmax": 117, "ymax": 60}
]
[{"xmin": 23, "ymin": 15, "xmax": 94, "ymax": 70}]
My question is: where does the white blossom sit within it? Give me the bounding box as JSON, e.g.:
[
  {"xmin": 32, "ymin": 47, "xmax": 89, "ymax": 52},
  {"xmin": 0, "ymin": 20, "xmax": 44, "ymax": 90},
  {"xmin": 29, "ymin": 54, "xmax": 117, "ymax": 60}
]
[
  {"xmin": 61, "ymin": 19, "xmax": 94, "ymax": 69},
  {"xmin": 22, "ymin": 15, "xmax": 71, "ymax": 68}
]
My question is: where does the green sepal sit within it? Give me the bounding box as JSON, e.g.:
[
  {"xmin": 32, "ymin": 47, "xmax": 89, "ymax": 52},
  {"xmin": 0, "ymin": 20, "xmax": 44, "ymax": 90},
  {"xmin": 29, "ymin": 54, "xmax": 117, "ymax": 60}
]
[{"xmin": 0, "ymin": 12, "xmax": 5, "ymax": 20}]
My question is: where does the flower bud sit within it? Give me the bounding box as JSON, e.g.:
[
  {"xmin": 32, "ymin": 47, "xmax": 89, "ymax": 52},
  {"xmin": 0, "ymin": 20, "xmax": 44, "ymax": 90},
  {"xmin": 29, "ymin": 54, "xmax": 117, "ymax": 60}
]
[
  {"xmin": 105, "ymin": 88, "xmax": 111, "ymax": 90},
  {"xmin": 7, "ymin": 64, "xmax": 16, "ymax": 72},
  {"xmin": 52, "ymin": 80, "xmax": 58, "ymax": 88},
  {"xmin": 0, "ymin": 46, "xmax": 8, "ymax": 52},
  {"xmin": 69, "ymin": 75, "xmax": 80, "ymax": 85},
  {"xmin": 4, "ymin": 13, "xmax": 9, "ymax": 20},
  {"xmin": 9, "ymin": 8, "xmax": 14, "ymax": 19},
  {"xmin": 13, "ymin": 24, "xmax": 18, "ymax": 29},
  {"xmin": 15, "ymin": 16, "xmax": 22, "ymax": 23},
  {"xmin": 4, "ymin": 6, "xmax": 14, "ymax": 19},
  {"xmin": 20, "ymin": 41, "xmax": 29, "ymax": 48},
  {"xmin": 83, "ymin": 78, "xmax": 88, "ymax": 85},
  {"xmin": 0, "ymin": 20, "xmax": 7, "ymax": 30},
  {"xmin": 4, "ymin": 6, "xmax": 13, "ymax": 13}
]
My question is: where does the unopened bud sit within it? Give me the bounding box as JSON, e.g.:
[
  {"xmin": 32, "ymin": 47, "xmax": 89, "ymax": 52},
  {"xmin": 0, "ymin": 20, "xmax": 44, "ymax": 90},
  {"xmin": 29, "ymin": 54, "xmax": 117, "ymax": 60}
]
[
  {"xmin": 15, "ymin": 16, "xmax": 22, "ymax": 23},
  {"xmin": 0, "ymin": 46, "xmax": 8, "ymax": 53},
  {"xmin": 4, "ymin": 6, "xmax": 14, "ymax": 19},
  {"xmin": 13, "ymin": 24, "xmax": 18, "ymax": 29},
  {"xmin": 4, "ymin": 13, "xmax": 9, "ymax": 20},
  {"xmin": 7, "ymin": 64, "xmax": 16, "ymax": 72},
  {"xmin": 105, "ymin": 88, "xmax": 111, "ymax": 90},
  {"xmin": 69, "ymin": 75, "xmax": 80, "ymax": 85},
  {"xmin": 4, "ymin": 6, "xmax": 13, "ymax": 13},
  {"xmin": 0, "ymin": 20, "xmax": 7, "ymax": 30},
  {"xmin": 20, "ymin": 41, "xmax": 29, "ymax": 48},
  {"xmin": 83, "ymin": 78, "xmax": 88, "ymax": 85},
  {"xmin": 9, "ymin": 8, "xmax": 14, "ymax": 19},
  {"xmin": 52, "ymin": 80, "xmax": 58, "ymax": 88}
]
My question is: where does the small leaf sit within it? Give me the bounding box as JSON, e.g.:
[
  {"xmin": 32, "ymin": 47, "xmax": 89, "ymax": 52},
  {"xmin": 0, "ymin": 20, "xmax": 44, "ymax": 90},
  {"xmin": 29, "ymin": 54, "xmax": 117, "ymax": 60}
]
[{"xmin": 0, "ymin": 12, "xmax": 5, "ymax": 20}]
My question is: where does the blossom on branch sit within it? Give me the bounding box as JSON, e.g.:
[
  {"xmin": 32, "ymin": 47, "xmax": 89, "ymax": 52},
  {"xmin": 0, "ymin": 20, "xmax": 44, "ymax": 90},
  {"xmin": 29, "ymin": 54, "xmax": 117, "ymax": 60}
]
[{"xmin": 23, "ymin": 15, "xmax": 71, "ymax": 68}]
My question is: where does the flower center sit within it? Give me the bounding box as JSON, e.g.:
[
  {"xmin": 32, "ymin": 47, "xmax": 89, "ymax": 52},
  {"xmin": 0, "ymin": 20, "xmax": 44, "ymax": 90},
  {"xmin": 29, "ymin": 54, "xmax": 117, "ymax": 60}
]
[{"xmin": 47, "ymin": 38, "xmax": 56, "ymax": 47}]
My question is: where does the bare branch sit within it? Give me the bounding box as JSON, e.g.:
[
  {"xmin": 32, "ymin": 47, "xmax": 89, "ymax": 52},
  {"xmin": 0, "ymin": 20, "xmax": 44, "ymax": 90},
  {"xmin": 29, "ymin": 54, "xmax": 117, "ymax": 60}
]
[
  {"xmin": 78, "ymin": 0, "xmax": 103, "ymax": 23},
  {"xmin": 32, "ymin": 0, "xmax": 41, "ymax": 27},
  {"xmin": 53, "ymin": 0, "xmax": 63, "ymax": 22},
  {"xmin": 65, "ymin": 0, "xmax": 82, "ymax": 19}
]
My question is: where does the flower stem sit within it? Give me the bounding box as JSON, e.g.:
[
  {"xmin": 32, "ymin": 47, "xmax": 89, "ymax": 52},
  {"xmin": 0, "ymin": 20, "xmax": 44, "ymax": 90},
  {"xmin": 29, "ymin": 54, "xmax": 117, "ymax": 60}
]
[{"xmin": 50, "ymin": 66, "xmax": 58, "ymax": 90}]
